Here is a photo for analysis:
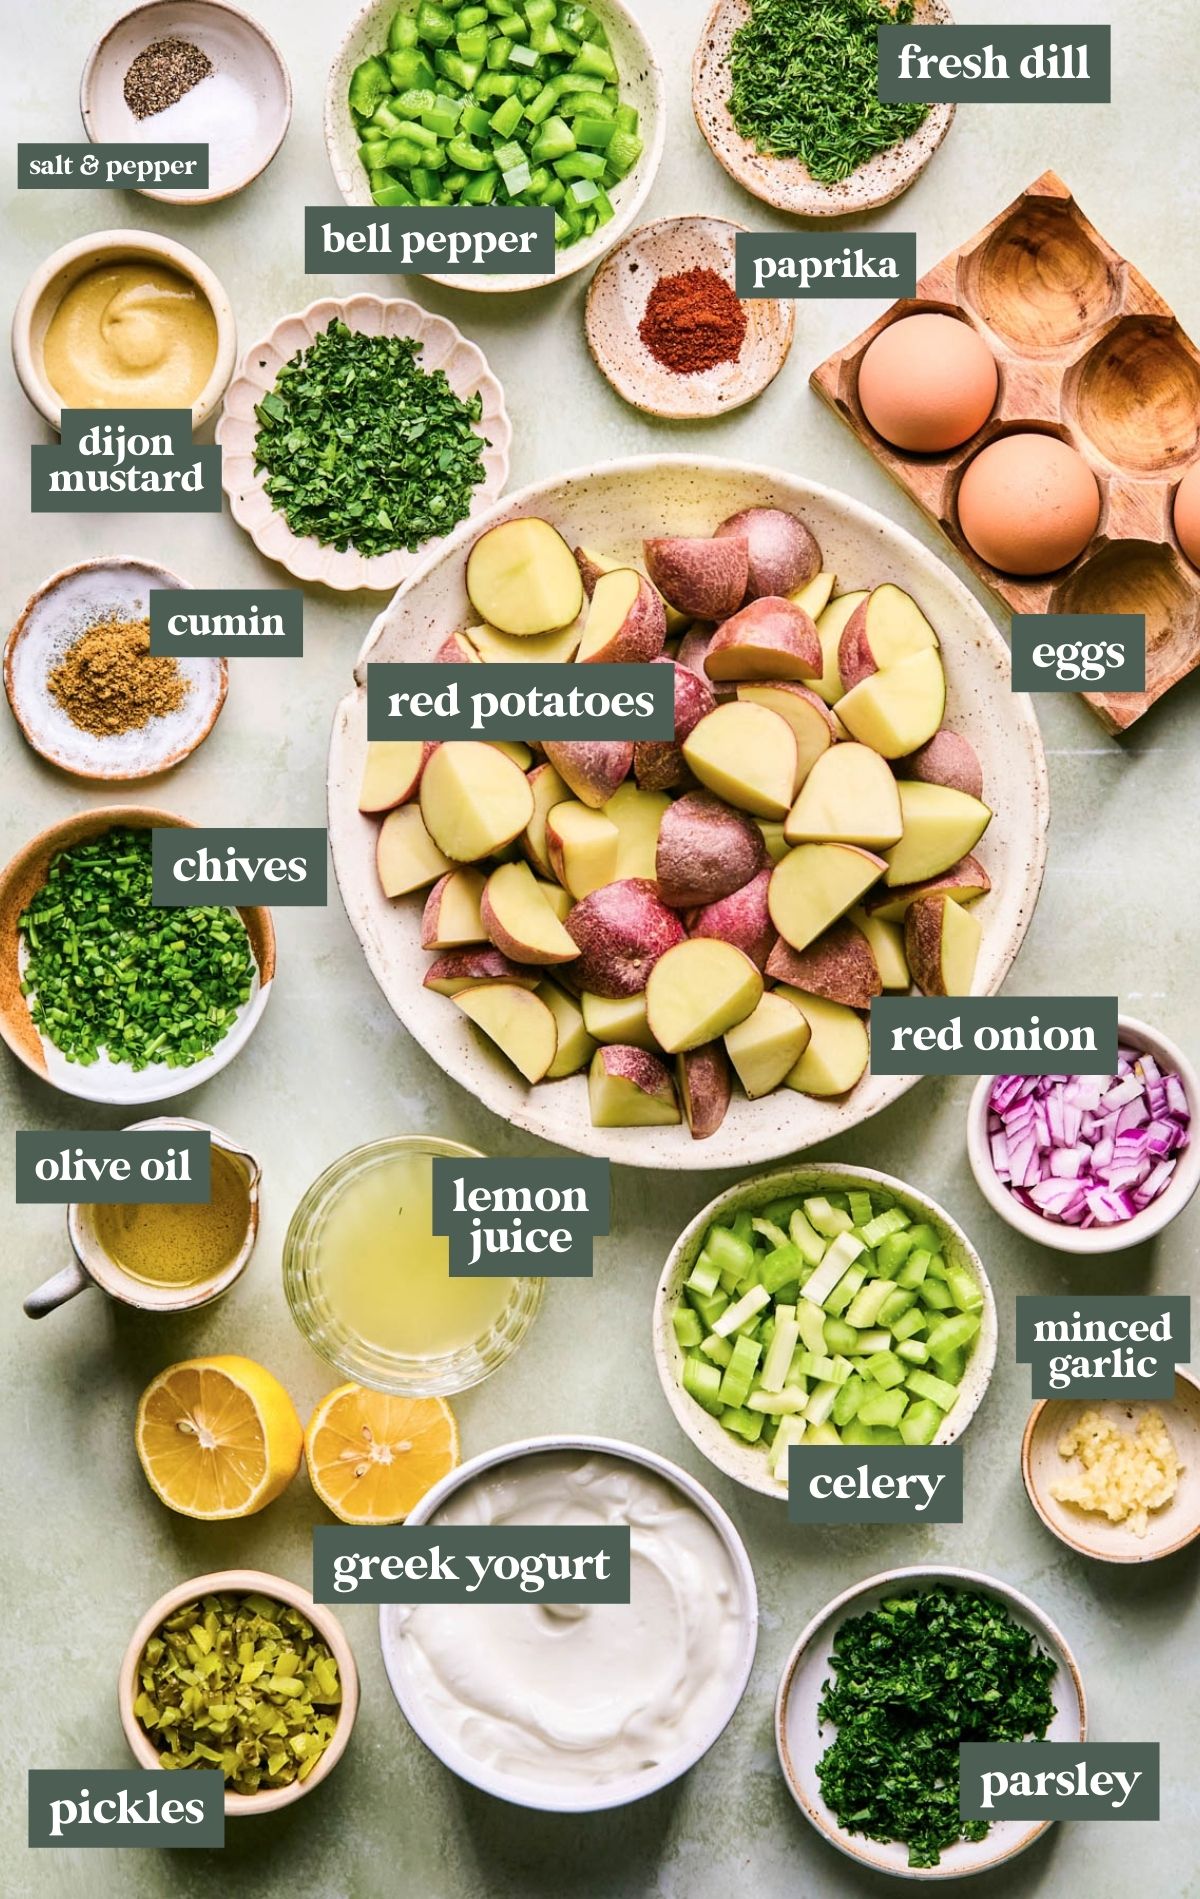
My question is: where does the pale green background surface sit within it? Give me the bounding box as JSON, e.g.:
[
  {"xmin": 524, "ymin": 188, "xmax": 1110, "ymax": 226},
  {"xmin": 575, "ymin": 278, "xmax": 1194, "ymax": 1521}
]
[{"xmin": 3, "ymin": 2, "xmax": 1199, "ymax": 1893}]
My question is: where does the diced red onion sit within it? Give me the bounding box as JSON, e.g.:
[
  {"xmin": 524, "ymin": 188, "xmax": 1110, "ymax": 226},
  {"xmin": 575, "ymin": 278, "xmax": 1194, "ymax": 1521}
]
[{"xmin": 986, "ymin": 1045, "xmax": 1190, "ymax": 1227}]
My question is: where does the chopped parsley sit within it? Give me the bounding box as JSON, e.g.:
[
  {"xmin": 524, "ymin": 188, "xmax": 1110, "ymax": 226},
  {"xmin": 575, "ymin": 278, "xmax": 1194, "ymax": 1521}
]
[
  {"xmin": 253, "ymin": 319, "xmax": 489, "ymax": 558},
  {"xmin": 816, "ymin": 1586, "xmax": 1058, "ymax": 1868},
  {"xmin": 727, "ymin": 0, "xmax": 932, "ymax": 187}
]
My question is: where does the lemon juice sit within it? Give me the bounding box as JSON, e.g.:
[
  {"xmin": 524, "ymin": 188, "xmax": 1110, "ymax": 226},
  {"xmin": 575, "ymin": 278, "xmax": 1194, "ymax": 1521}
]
[{"xmin": 314, "ymin": 1147, "xmax": 512, "ymax": 1360}]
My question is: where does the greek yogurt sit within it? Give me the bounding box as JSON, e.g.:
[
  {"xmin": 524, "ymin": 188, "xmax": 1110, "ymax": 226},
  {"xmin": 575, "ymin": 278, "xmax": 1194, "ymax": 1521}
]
[{"xmin": 382, "ymin": 1444, "xmax": 755, "ymax": 1808}]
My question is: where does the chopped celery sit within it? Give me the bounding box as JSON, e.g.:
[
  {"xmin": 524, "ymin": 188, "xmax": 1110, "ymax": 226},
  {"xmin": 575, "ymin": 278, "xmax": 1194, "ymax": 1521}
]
[
  {"xmin": 721, "ymin": 1406, "xmax": 765, "ymax": 1443},
  {"xmin": 946, "ymin": 1264, "xmax": 984, "ymax": 1312},
  {"xmin": 921, "ymin": 1275, "xmax": 955, "ymax": 1311},
  {"xmin": 688, "ymin": 1289, "xmax": 729, "ymax": 1332},
  {"xmin": 925, "ymin": 1312, "xmax": 981, "ymax": 1360},
  {"xmin": 712, "ymin": 1283, "xmax": 770, "ymax": 1338},
  {"xmin": 788, "ymin": 1206, "xmax": 827, "ymax": 1265},
  {"xmin": 854, "ymin": 1328, "xmax": 891, "ymax": 1355},
  {"xmin": 804, "ymin": 1380, "xmax": 840, "ymax": 1426},
  {"xmin": 858, "ymin": 1386, "xmax": 907, "ymax": 1428},
  {"xmin": 672, "ymin": 1306, "xmax": 703, "ymax": 1350},
  {"xmin": 877, "ymin": 1286, "xmax": 917, "ymax": 1325},
  {"xmin": 685, "ymin": 1253, "xmax": 721, "ymax": 1298},
  {"xmin": 897, "ymin": 1338, "xmax": 929, "ymax": 1365},
  {"xmin": 860, "ymin": 1205, "xmax": 910, "ymax": 1247},
  {"xmin": 718, "ymin": 1334, "xmax": 761, "ymax": 1408},
  {"xmin": 823, "ymin": 1263, "xmax": 867, "ymax": 1317},
  {"xmin": 759, "ymin": 1306, "xmax": 799, "ymax": 1392},
  {"xmin": 889, "ymin": 1306, "xmax": 927, "ymax": 1343},
  {"xmin": 683, "ymin": 1356, "xmax": 723, "ymax": 1413},
  {"xmin": 705, "ymin": 1224, "xmax": 754, "ymax": 1278},
  {"xmin": 843, "ymin": 1276, "xmax": 893, "ymax": 1328},
  {"xmin": 864, "ymin": 1350, "xmax": 906, "ymax": 1391},
  {"xmin": 832, "ymin": 1375, "xmax": 863, "ymax": 1426},
  {"xmin": 700, "ymin": 1332, "xmax": 733, "ymax": 1367},
  {"xmin": 747, "ymin": 1385, "xmax": 807, "ymax": 1415},
  {"xmin": 804, "ymin": 1195, "xmax": 854, "ymax": 1239},
  {"xmin": 794, "ymin": 1297, "xmax": 828, "ymax": 1357},
  {"xmin": 906, "ymin": 1369, "xmax": 959, "ymax": 1412},
  {"xmin": 899, "ymin": 1398, "xmax": 943, "ymax": 1445},
  {"xmin": 896, "ymin": 1246, "xmax": 931, "ymax": 1287}
]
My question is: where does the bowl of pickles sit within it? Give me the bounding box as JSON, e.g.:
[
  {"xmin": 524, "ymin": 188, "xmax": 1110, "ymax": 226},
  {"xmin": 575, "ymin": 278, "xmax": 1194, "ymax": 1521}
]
[
  {"xmin": 325, "ymin": 0, "xmax": 666, "ymax": 292},
  {"xmin": 653, "ymin": 1165, "xmax": 997, "ymax": 1500}
]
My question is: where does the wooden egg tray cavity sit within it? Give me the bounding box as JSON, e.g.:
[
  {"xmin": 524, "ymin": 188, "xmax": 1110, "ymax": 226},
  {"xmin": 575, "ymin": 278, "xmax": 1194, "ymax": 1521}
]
[{"xmin": 812, "ymin": 172, "xmax": 1200, "ymax": 733}]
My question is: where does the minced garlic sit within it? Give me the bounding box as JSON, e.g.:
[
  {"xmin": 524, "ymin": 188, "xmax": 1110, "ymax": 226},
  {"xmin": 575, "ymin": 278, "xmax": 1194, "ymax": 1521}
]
[{"xmin": 1051, "ymin": 1407, "xmax": 1182, "ymax": 1537}]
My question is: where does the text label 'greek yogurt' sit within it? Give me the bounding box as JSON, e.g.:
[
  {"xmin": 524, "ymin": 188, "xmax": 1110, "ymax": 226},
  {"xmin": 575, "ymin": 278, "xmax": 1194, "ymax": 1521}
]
[
  {"xmin": 312, "ymin": 1526, "xmax": 631, "ymax": 1603},
  {"xmin": 869, "ymin": 998, "xmax": 1119, "ymax": 1077},
  {"xmin": 787, "ymin": 1446, "xmax": 963, "ymax": 1523},
  {"xmin": 18, "ymin": 143, "xmax": 208, "ymax": 191},
  {"xmin": 28, "ymin": 1771, "xmax": 223, "ymax": 1848},
  {"xmin": 432, "ymin": 1158, "xmax": 610, "ymax": 1278},
  {"xmin": 305, "ymin": 206, "xmax": 555, "ymax": 276},
  {"xmin": 1009, "ymin": 614, "xmax": 1146, "ymax": 693},
  {"xmin": 151, "ymin": 827, "xmax": 329, "ymax": 907},
  {"xmin": 31, "ymin": 411, "xmax": 221, "ymax": 515},
  {"xmin": 366, "ymin": 663, "xmax": 674, "ymax": 742},
  {"xmin": 734, "ymin": 233, "xmax": 916, "ymax": 300},
  {"xmin": 1016, "ymin": 1296, "xmax": 1190, "ymax": 1398},
  {"xmin": 14, "ymin": 1129, "xmax": 210, "ymax": 1206},
  {"xmin": 149, "ymin": 589, "xmax": 303, "ymax": 658},
  {"xmin": 959, "ymin": 1744, "xmax": 1159, "ymax": 1821},
  {"xmin": 877, "ymin": 25, "xmax": 1111, "ymax": 102}
]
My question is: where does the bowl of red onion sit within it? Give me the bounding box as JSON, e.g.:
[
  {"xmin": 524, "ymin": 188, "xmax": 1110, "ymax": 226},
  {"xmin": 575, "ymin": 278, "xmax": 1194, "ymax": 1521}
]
[{"xmin": 967, "ymin": 1017, "xmax": 1199, "ymax": 1254}]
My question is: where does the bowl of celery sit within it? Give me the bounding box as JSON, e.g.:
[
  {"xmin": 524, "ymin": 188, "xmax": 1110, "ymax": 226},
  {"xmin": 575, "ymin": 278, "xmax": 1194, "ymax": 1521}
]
[
  {"xmin": 653, "ymin": 1164, "xmax": 996, "ymax": 1499},
  {"xmin": 326, "ymin": 0, "xmax": 665, "ymax": 293}
]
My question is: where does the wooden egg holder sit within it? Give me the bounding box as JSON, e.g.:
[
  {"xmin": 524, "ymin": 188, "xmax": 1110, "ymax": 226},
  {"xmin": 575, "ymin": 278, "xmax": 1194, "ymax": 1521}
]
[{"xmin": 810, "ymin": 171, "xmax": 1200, "ymax": 732}]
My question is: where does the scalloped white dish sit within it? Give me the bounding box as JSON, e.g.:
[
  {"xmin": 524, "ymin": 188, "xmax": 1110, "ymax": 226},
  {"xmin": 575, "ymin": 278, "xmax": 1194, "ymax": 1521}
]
[
  {"xmin": 326, "ymin": 455, "xmax": 1050, "ymax": 1168},
  {"xmin": 325, "ymin": 0, "xmax": 665, "ymax": 294},
  {"xmin": 216, "ymin": 295, "xmax": 511, "ymax": 592}
]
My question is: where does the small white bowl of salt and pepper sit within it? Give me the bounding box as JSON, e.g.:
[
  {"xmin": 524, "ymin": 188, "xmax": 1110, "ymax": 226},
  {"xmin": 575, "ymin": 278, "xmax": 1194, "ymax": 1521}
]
[{"xmin": 81, "ymin": 0, "xmax": 292, "ymax": 204}]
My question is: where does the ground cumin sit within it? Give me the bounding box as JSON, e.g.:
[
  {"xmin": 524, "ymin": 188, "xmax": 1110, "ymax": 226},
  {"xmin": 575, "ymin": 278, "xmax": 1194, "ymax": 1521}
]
[
  {"xmin": 638, "ymin": 267, "xmax": 748, "ymax": 375},
  {"xmin": 48, "ymin": 616, "xmax": 189, "ymax": 736}
]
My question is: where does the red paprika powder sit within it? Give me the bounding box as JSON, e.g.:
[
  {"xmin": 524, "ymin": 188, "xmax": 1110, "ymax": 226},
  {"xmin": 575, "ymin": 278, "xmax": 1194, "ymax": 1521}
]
[{"xmin": 638, "ymin": 267, "xmax": 748, "ymax": 376}]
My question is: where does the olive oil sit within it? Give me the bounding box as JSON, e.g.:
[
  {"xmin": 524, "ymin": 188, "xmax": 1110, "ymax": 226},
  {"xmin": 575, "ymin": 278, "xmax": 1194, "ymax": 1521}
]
[
  {"xmin": 93, "ymin": 1146, "xmax": 250, "ymax": 1287},
  {"xmin": 314, "ymin": 1148, "xmax": 512, "ymax": 1358}
]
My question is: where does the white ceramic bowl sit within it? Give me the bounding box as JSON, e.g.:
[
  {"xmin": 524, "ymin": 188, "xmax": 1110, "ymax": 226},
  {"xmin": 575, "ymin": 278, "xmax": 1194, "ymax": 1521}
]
[
  {"xmin": 80, "ymin": 0, "xmax": 292, "ymax": 204},
  {"xmin": 324, "ymin": 0, "xmax": 665, "ymax": 294},
  {"xmin": 217, "ymin": 294, "xmax": 511, "ymax": 591},
  {"xmin": 653, "ymin": 1164, "xmax": 997, "ymax": 1500},
  {"xmin": 327, "ymin": 454, "xmax": 1049, "ymax": 1167},
  {"xmin": 1022, "ymin": 1370, "xmax": 1200, "ymax": 1565},
  {"xmin": 119, "ymin": 1568, "xmax": 358, "ymax": 1815},
  {"xmin": 775, "ymin": 1565, "xmax": 1086, "ymax": 1880},
  {"xmin": 0, "ymin": 806, "xmax": 274, "ymax": 1105},
  {"xmin": 4, "ymin": 558, "xmax": 227, "ymax": 781},
  {"xmin": 967, "ymin": 1014, "xmax": 1200, "ymax": 1255},
  {"xmin": 379, "ymin": 1434, "xmax": 758, "ymax": 1811},
  {"xmin": 11, "ymin": 229, "xmax": 236, "ymax": 434}
]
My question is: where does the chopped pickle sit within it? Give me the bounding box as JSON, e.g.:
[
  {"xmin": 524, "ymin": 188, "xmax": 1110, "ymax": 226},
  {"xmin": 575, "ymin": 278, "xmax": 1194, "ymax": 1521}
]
[{"xmin": 134, "ymin": 1592, "xmax": 341, "ymax": 1793}]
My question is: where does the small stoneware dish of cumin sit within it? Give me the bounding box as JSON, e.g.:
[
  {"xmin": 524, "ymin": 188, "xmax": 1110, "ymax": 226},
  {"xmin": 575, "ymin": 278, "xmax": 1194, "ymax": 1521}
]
[
  {"xmin": 4, "ymin": 558, "xmax": 227, "ymax": 781},
  {"xmin": 585, "ymin": 216, "xmax": 794, "ymax": 419},
  {"xmin": 0, "ymin": 806, "xmax": 274, "ymax": 1105}
]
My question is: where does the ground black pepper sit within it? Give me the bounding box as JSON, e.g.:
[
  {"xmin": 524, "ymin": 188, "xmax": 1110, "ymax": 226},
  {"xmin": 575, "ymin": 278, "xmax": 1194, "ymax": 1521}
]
[{"xmin": 123, "ymin": 38, "xmax": 212, "ymax": 120}]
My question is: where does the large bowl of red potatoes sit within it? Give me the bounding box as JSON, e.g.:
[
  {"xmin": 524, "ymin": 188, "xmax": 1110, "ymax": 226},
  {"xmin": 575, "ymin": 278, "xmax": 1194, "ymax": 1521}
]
[{"xmin": 328, "ymin": 457, "xmax": 1049, "ymax": 1167}]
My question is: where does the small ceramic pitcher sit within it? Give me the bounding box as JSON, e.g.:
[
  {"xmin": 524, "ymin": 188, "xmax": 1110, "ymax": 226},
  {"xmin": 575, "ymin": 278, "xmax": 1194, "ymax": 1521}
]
[{"xmin": 23, "ymin": 1116, "xmax": 261, "ymax": 1318}]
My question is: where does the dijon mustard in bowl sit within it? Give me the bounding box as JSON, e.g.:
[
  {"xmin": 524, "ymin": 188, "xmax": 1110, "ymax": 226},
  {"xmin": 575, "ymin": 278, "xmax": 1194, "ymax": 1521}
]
[{"xmin": 11, "ymin": 229, "xmax": 236, "ymax": 433}]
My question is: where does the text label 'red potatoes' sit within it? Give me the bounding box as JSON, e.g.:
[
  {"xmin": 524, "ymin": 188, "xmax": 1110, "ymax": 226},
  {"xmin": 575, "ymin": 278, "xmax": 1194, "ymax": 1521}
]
[{"xmin": 366, "ymin": 663, "xmax": 675, "ymax": 741}]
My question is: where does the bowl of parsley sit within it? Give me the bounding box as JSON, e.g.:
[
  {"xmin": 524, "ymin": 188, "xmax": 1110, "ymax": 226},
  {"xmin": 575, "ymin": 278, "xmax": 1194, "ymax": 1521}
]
[{"xmin": 775, "ymin": 1566, "xmax": 1086, "ymax": 1877}]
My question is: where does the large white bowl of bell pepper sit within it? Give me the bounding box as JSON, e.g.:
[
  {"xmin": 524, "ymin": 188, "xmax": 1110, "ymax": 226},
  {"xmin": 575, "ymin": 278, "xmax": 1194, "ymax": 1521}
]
[
  {"xmin": 326, "ymin": 0, "xmax": 666, "ymax": 292},
  {"xmin": 654, "ymin": 1163, "xmax": 997, "ymax": 1500}
]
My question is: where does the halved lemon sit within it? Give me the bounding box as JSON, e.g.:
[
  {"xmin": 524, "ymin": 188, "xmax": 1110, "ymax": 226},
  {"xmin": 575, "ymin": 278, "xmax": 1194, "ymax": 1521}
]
[
  {"xmin": 135, "ymin": 1355, "xmax": 304, "ymax": 1520},
  {"xmin": 305, "ymin": 1384, "xmax": 459, "ymax": 1525}
]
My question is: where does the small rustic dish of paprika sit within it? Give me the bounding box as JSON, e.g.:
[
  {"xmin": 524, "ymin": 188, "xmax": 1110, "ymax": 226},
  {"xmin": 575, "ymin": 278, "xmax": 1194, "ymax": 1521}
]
[{"xmin": 585, "ymin": 216, "xmax": 794, "ymax": 420}]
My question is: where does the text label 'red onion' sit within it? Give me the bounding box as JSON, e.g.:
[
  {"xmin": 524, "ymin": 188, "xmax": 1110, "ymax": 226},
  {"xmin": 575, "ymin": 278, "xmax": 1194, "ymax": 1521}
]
[{"xmin": 869, "ymin": 998, "xmax": 1118, "ymax": 1077}]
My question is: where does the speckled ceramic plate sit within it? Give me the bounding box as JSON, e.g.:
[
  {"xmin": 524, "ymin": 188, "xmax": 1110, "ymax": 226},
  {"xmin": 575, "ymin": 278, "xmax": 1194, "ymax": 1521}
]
[
  {"xmin": 654, "ymin": 1166, "xmax": 997, "ymax": 1499},
  {"xmin": 324, "ymin": 0, "xmax": 665, "ymax": 294},
  {"xmin": 0, "ymin": 806, "xmax": 274, "ymax": 1105},
  {"xmin": 693, "ymin": 0, "xmax": 956, "ymax": 217},
  {"xmin": 1022, "ymin": 1371, "xmax": 1200, "ymax": 1564},
  {"xmin": 80, "ymin": 0, "xmax": 292, "ymax": 205},
  {"xmin": 776, "ymin": 1567, "xmax": 1086, "ymax": 1879},
  {"xmin": 216, "ymin": 295, "xmax": 511, "ymax": 593},
  {"xmin": 5, "ymin": 558, "xmax": 227, "ymax": 781},
  {"xmin": 327, "ymin": 455, "xmax": 1049, "ymax": 1168},
  {"xmin": 585, "ymin": 216, "xmax": 794, "ymax": 418}
]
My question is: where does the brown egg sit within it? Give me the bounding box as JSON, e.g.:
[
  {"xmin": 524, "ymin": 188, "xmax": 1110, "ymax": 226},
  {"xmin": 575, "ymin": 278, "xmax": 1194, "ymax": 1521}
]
[
  {"xmin": 1173, "ymin": 463, "xmax": 1200, "ymax": 568},
  {"xmin": 958, "ymin": 434, "xmax": 1100, "ymax": 575},
  {"xmin": 857, "ymin": 313, "xmax": 998, "ymax": 453}
]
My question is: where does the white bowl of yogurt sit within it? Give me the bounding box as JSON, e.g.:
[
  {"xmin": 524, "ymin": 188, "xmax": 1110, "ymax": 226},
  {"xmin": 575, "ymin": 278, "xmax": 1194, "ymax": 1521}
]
[{"xmin": 379, "ymin": 1435, "xmax": 758, "ymax": 1812}]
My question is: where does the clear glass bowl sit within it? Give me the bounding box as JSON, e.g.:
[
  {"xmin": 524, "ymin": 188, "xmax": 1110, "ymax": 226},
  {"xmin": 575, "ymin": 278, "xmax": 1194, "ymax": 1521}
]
[{"xmin": 283, "ymin": 1135, "xmax": 544, "ymax": 1396}]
